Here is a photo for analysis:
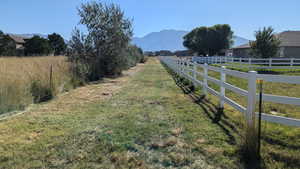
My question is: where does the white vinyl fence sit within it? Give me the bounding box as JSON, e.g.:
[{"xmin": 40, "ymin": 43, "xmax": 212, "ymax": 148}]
[
  {"xmin": 160, "ymin": 56, "xmax": 300, "ymax": 127},
  {"xmin": 192, "ymin": 56, "xmax": 300, "ymax": 69}
]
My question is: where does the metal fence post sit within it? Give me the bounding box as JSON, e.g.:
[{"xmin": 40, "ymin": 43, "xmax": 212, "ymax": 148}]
[
  {"xmin": 220, "ymin": 66, "xmax": 226, "ymax": 108},
  {"xmin": 269, "ymin": 59, "xmax": 272, "ymax": 67},
  {"xmin": 203, "ymin": 63, "xmax": 208, "ymax": 95},
  {"xmin": 291, "ymin": 58, "xmax": 294, "ymax": 66},
  {"xmin": 247, "ymin": 71, "xmax": 257, "ymax": 125}
]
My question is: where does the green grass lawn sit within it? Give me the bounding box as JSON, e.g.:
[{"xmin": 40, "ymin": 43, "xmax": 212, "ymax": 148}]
[
  {"xmin": 0, "ymin": 59, "xmax": 299, "ymax": 168},
  {"xmin": 216, "ymin": 62, "xmax": 300, "ymax": 75}
]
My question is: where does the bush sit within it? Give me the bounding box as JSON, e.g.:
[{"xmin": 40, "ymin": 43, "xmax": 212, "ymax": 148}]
[
  {"xmin": 141, "ymin": 56, "xmax": 148, "ymax": 63},
  {"xmin": 30, "ymin": 80, "xmax": 53, "ymax": 103},
  {"xmin": 124, "ymin": 45, "xmax": 145, "ymax": 68}
]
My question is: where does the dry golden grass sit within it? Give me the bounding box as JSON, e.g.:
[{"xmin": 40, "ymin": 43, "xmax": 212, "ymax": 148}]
[{"xmin": 0, "ymin": 56, "xmax": 72, "ymax": 114}]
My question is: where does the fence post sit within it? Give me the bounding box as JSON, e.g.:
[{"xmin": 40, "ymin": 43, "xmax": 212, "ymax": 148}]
[
  {"xmin": 269, "ymin": 58, "xmax": 272, "ymax": 67},
  {"xmin": 203, "ymin": 63, "xmax": 208, "ymax": 95},
  {"xmin": 49, "ymin": 64, "xmax": 53, "ymax": 90},
  {"xmin": 249, "ymin": 58, "xmax": 251, "ymax": 65},
  {"xmin": 220, "ymin": 66, "xmax": 226, "ymax": 108},
  {"xmin": 239, "ymin": 57, "xmax": 242, "ymax": 63},
  {"xmin": 291, "ymin": 58, "xmax": 294, "ymax": 66},
  {"xmin": 179, "ymin": 59, "xmax": 182, "ymax": 74},
  {"xmin": 246, "ymin": 71, "xmax": 257, "ymax": 126},
  {"xmin": 193, "ymin": 62, "xmax": 197, "ymax": 86}
]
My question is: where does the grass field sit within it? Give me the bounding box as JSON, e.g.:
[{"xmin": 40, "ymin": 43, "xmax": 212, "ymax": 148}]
[
  {"xmin": 0, "ymin": 56, "xmax": 72, "ymax": 115},
  {"xmin": 0, "ymin": 58, "xmax": 299, "ymax": 168}
]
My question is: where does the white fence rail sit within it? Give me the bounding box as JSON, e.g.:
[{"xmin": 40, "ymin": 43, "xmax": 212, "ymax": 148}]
[
  {"xmin": 160, "ymin": 56, "xmax": 300, "ymax": 127},
  {"xmin": 192, "ymin": 56, "xmax": 300, "ymax": 69}
]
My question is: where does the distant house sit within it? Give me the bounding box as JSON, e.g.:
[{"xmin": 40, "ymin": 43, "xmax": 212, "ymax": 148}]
[
  {"xmin": 8, "ymin": 34, "xmax": 30, "ymax": 50},
  {"xmin": 231, "ymin": 31, "xmax": 300, "ymax": 58}
]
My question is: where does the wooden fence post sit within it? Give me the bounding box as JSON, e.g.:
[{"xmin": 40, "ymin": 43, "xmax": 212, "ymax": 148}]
[
  {"xmin": 291, "ymin": 58, "xmax": 294, "ymax": 66},
  {"xmin": 49, "ymin": 64, "xmax": 53, "ymax": 90},
  {"xmin": 247, "ymin": 71, "xmax": 257, "ymax": 125},
  {"xmin": 193, "ymin": 62, "xmax": 197, "ymax": 86},
  {"xmin": 269, "ymin": 59, "xmax": 272, "ymax": 67},
  {"xmin": 203, "ymin": 63, "xmax": 208, "ymax": 95},
  {"xmin": 220, "ymin": 66, "xmax": 226, "ymax": 108}
]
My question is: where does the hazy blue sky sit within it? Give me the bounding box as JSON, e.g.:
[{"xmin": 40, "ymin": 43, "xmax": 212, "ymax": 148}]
[{"xmin": 1, "ymin": 0, "xmax": 299, "ymax": 40}]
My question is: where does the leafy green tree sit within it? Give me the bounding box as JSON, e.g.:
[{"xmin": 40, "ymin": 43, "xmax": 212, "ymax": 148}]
[
  {"xmin": 48, "ymin": 33, "xmax": 67, "ymax": 56},
  {"xmin": 68, "ymin": 1, "xmax": 133, "ymax": 81},
  {"xmin": 183, "ymin": 27, "xmax": 209, "ymax": 55},
  {"xmin": 0, "ymin": 31, "xmax": 17, "ymax": 56},
  {"xmin": 183, "ymin": 24, "xmax": 233, "ymax": 56},
  {"xmin": 24, "ymin": 36, "xmax": 52, "ymax": 56},
  {"xmin": 250, "ymin": 27, "xmax": 281, "ymax": 58}
]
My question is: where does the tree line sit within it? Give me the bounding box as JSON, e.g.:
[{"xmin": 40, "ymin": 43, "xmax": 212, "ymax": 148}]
[
  {"xmin": 0, "ymin": 32, "xmax": 67, "ymax": 56},
  {"xmin": 183, "ymin": 24, "xmax": 280, "ymax": 58}
]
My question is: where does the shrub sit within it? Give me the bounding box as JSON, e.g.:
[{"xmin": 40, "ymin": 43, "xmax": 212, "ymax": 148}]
[
  {"xmin": 124, "ymin": 45, "xmax": 145, "ymax": 68},
  {"xmin": 30, "ymin": 80, "xmax": 53, "ymax": 103}
]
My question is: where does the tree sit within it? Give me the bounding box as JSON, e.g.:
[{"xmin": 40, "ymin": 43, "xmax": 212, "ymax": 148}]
[
  {"xmin": 183, "ymin": 24, "xmax": 233, "ymax": 56},
  {"xmin": 48, "ymin": 33, "xmax": 67, "ymax": 56},
  {"xmin": 250, "ymin": 27, "xmax": 281, "ymax": 58},
  {"xmin": 0, "ymin": 31, "xmax": 17, "ymax": 56},
  {"xmin": 68, "ymin": 1, "xmax": 133, "ymax": 81},
  {"xmin": 24, "ymin": 36, "xmax": 52, "ymax": 56}
]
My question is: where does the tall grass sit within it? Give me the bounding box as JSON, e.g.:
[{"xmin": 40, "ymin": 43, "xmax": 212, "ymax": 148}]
[{"xmin": 0, "ymin": 56, "xmax": 72, "ymax": 114}]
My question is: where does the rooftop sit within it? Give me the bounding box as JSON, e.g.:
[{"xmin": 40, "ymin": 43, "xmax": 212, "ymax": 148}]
[{"xmin": 233, "ymin": 31, "xmax": 300, "ymax": 49}]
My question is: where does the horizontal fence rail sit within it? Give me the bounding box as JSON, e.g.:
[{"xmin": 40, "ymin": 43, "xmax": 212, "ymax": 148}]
[
  {"xmin": 192, "ymin": 56, "xmax": 300, "ymax": 69},
  {"xmin": 160, "ymin": 56, "xmax": 300, "ymax": 127}
]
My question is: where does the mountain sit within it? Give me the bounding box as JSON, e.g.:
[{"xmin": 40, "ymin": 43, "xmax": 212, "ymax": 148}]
[
  {"xmin": 12, "ymin": 33, "xmax": 48, "ymax": 39},
  {"xmin": 232, "ymin": 36, "xmax": 249, "ymax": 47},
  {"xmin": 132, "ymin": 30, "xmax": 249, "ymax": 52},
  {"xmin": 132, "ymin": 30, "xmax": 188, "ymax": 52}
]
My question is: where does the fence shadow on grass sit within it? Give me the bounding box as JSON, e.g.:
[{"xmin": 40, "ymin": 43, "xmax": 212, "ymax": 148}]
[
  {"xmin": 161, "ymin": 62, "xmax": 267, "ymax": 169},
  {"xmin": 162, "ymin": 63, "xmax": 239, "ymax": 145}
]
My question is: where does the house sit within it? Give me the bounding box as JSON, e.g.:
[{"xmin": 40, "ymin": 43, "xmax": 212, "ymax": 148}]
[
  {"xmin": 8, "ymin": 34, "xmax": 30, "ymax": 50},
  {"xmin": 231, "ymin": 31, "xmax": 300, "ymax": 58}
]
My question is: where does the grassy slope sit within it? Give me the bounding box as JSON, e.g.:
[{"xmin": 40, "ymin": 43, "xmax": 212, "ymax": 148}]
[{"xmin": 0, "ymin": 58, "xmax": 299, "ymax": 169}]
